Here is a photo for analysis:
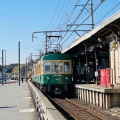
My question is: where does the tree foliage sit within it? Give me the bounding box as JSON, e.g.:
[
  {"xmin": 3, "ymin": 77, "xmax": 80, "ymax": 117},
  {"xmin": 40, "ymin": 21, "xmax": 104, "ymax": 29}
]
[{"xmin": 0, "ymin": 63, "xmax": 25, "ymax": 74}]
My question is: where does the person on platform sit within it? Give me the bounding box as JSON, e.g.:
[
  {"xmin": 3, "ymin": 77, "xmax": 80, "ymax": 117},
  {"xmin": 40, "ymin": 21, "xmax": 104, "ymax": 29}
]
[{"xmin": 21, "ymin": 77, "xmax": 23, "ymax": 83}]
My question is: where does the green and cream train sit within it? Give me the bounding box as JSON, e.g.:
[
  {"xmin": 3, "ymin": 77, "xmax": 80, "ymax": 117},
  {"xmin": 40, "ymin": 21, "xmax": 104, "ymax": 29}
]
[{"xmin": 32, "ymin": 52, "xmax": 72, "ymax": 95}]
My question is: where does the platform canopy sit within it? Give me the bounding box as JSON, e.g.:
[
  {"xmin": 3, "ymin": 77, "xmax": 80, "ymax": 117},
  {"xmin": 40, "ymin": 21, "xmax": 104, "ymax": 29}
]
[{"xmin": 62, "ymin": 11, "xmax": 120, "ymax": 56}]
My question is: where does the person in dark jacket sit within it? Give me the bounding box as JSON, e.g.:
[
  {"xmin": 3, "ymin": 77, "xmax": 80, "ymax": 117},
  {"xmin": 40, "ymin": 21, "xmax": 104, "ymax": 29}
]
[
  {"xmin": 73, "ymin": 65, "xmax": 79, "ymax": 83},
  {"xmin": 21, "ymin": 77, "xmax": 23, "ymax": 83}
]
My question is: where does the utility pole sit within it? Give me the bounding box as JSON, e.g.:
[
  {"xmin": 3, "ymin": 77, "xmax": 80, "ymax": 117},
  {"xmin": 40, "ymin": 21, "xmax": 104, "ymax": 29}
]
[
  {"xmin": 68, "ymin": 0, "xmax": 95, "ymax": 31},
  {"xmin": 45, "ymin": 34, "xmax": 48, "ymax": 53},
  {"xmin": 2, "ymin": 50, "xmax": 4, "ymax": 85},
  {"xmin": 3, "ymin": 50, "xmax": 6, "ymax": 84},
  {"xmin": 29, "ymin": 53, "xmax": 33, "ymax": 67},
  {"xmin": 29, "ymin": 53, "xmax": 33, "ymax": 80},
  {"xmin": 90, "ymin": 0, "xmax": 94, "ymax": 29},
  {"xmin": 26, "ymin": 58, "xmax": 29, "ymax": 82},
  {"xmin": 18, "ymin": 41, "xmax": 20, "ymax": 86},
  {"xmin": 5, "ymin": 50, "xmax": 6, "ymax": 84}
]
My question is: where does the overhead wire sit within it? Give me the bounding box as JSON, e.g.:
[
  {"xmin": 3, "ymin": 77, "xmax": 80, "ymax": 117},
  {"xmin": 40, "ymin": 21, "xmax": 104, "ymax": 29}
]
[
  {"xmin": 47, "ymin": 0, "xmax": 67, "ymax": 45},
  {"xmin": 95, "ymin": 1, "xmax": 120, "ymax": 26},
  {"xmin": 24, "ymin": 45, "xmax": 41, "ymax": 49},
  {"xmin": 42, "ymin": 0, "xmax": 89, "ymax": 52},
  {"xmin": 50, "ymin": 2, "xmax": 79, "ymax": 48},
  {"xmin": 56, "ymin": 0, "xmax": 70, "ymax": 29},
  {"xmin": 58, "ymin": 0, "xmax": 80, "ymax": 29},
  {"xmin": 60, "ymin": 0, "xmax": 90, "ymax": 44},
  {"xmin": 31, "ymin": 0, "xmax": 61, "ymax": 51},
  {"xmin": 49, "ymin": 0, "xmax": 88, "ymax": 51},
  {"xmin": 50, "ymin": 0, "xmax": 81, "ymax": 44},
  {"xmin": 55, "ymin": 0, "xmax": 79, "ymax": 31},
  {"xmin": 39, "ymin": 0, "xmax": 105, "ymax": 52},
  {"xmin": 41, "ymin": 0, "xmax": 70, "ymax": 51},
  {"xmin": 31, "ymin": 1, "xmax": 120, "ymax": 55},
  {"xmin": 51, "ymin": 0, "xmax": 66, "ymax": 29},
  {"xmin": 60, "ymin": 0, "xmax": 104, "ymax": 46},
  {"xmin": 50, "ymin": 0, "xmax": 105, "ymax": 50},
  {"xmin": 46, "ymin": 0, "xmax": 61, "ymax": 30}
]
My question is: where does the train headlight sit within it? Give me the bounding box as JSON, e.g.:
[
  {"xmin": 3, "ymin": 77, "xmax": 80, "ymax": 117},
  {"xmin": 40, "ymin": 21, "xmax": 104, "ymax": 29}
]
[
  {"xmin": 47, "ymin": 77, "xmax": 50, "ymax": 82},
  {"xmin": 56, "ymin": 78, "xmax": 61, "ymax": 80},
  {"xmin": 65, "ymin": 77, "xmax": 68, "ymax": 80},
  {"xmin": 47, "ymin": 77, "xmax": 50, "ymax": 80}
]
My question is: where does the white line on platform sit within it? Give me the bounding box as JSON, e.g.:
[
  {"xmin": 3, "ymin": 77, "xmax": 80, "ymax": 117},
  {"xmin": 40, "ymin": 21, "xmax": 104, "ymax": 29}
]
[
  {"xmin": 22, "ymin": 97, "xmax": 32, "ymax": 99},
  {"xmin": 19, "ymin": 108, "xmax": 35, "ymax": 113}
]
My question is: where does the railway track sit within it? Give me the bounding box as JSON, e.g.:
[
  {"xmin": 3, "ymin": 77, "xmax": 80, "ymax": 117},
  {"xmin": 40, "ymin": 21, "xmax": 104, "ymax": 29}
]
[
  {"xmin": 65, "ymin": 98, "xmax": 107, "ymax": 120},
  {"xmin": 46, "ymin": 94, "xmax": 120, "ymax": 120},
  {"xmin": 53, "ymin": 98, "xmax": 106, "ymax": 120}
]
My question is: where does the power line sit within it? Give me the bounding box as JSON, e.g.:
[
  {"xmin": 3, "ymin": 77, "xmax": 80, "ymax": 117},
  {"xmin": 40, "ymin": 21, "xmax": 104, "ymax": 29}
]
[
  {"xmin": 60, "ymin": 0, "xmax": 90, "ymax": 44},
  {"xmin": 95, "ymin": 1, "xmax": 120, "ymax": 25},
  {"xmin": 51, "ymin": 0, "xmax": 66, "ymax": 29},
  {"xmin": 46, "ymin": 0, "xmax": 61, "ymax": 30},
  {"xmin": 50, "ymin": 0, "xmax": 82, "ymax": 44},
  {"xmin": 24, "ymin": 45, "xmax": 41, "ymax": 49},
  {"xmin": 60, "ymin": 0, "xmax": 104, "ymax": 45}
]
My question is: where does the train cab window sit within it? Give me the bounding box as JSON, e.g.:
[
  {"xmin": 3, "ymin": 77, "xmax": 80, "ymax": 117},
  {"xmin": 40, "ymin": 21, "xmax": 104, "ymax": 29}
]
[
  {"xmin": 52, "ymin": 62, "xmax": 63, "ymax": 73},
  {"xmin": 44, "ymin": 62, "xmax": 51, "ymax": 72},
  {"xmin": 64, "ymin": 62, "xmax": 70, "ymax": 72},
  {"xmin": 59, "ymin": 62, "xmax": 63, "ymax": 72}
]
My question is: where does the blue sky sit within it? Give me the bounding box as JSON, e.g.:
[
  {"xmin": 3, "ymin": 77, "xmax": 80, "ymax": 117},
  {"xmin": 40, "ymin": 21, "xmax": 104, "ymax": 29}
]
[{"xmin": 0, "ymin": 0, "xmax": 120, "ymax": 65}]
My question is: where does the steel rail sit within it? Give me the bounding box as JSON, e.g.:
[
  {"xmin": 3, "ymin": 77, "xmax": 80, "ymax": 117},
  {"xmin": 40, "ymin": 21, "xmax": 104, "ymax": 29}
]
[{"xmin": 65, "ymin": 98, "xmax": 108, "ymax": 120}]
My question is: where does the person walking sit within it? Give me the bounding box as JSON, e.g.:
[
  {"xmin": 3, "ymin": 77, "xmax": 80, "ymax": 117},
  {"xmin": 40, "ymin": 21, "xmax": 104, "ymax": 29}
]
[{"xmin": 21, "ymin": 77, "xmax": 23, "ymax": 83}]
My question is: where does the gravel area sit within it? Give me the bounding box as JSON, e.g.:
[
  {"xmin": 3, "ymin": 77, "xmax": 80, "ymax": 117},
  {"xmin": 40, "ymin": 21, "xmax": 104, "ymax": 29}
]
[{"xmin": 71, "ymin": 98, "xmax": 120, "ymax": 120}]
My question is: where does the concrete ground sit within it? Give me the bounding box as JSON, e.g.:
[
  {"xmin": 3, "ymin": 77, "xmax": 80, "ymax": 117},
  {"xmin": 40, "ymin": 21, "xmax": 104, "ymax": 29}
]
[{"xmin": 0, "ymin": 80, "xmax": 39, "ymax": 120}]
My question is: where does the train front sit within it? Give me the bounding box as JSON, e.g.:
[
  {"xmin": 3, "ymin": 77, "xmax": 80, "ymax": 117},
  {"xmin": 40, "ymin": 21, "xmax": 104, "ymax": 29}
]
[{"xmin": 41, "ymin": 53, "xmax": 72, "ymax": 95}]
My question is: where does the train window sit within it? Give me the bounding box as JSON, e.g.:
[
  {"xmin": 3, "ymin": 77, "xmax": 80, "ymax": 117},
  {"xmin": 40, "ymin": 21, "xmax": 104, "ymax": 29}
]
[
  {"xmin": 52, "ymin": 62, "xmax": 63, "ymax": 73},
  {"xmin": 44, "ymin": 62, "xmax": 51, "ymax": 72},
  {"xmin": 64, "ymin": 62, "xmax": 70, "ymax": 72},
  {"xmin": 59, "ymin": 62, "xmax": 63, "ymax": 72}
]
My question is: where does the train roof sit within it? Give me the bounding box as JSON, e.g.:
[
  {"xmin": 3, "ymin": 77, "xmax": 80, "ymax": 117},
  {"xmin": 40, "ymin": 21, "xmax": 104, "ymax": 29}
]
[{"xmin": 40, "ymin": 53, "xmax": 72, "ymax": 61}]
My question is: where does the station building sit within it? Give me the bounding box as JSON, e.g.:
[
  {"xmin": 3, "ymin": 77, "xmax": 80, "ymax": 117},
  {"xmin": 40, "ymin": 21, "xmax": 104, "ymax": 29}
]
[{"xmin": 62, "ymin": 11, "xmax": 120, "ymax": 109}]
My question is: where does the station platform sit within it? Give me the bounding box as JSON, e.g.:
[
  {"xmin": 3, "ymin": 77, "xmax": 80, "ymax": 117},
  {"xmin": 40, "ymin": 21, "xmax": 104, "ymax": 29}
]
[
  {"xmin": 74, "ymin": 83, "xmax": 120, "ymax": 109},
  {"xmin": 0, "ymin": 80, "xmax": 39, "ymax": 120}
]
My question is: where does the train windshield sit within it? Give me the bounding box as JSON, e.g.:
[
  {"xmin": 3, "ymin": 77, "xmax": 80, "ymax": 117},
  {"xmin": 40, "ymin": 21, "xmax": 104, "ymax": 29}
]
[
  {"xmin": 52, "ymin": 62, "xmax": 63, "ymax": 73},
  {"xmin": 44, "ymin": 61, "xmax": 71, "ymax": 73},
  {"xmin": 44, "ymin": 62, "xmax": 51, "ymax": 72},
  {"xmin": 64, "ymin": 62, "xmax": 70, "ymax": 72}
]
